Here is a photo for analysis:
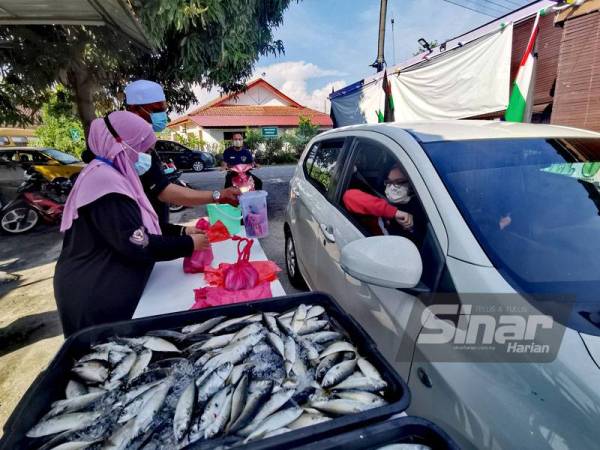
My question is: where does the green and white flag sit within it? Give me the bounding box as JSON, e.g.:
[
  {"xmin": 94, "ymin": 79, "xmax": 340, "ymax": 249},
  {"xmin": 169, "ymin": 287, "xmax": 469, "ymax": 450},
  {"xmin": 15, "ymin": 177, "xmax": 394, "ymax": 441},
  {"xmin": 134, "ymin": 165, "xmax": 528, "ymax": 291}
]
[{"xmin": 505, "ymin": 11, "xmax": 541, "ymax": 122}]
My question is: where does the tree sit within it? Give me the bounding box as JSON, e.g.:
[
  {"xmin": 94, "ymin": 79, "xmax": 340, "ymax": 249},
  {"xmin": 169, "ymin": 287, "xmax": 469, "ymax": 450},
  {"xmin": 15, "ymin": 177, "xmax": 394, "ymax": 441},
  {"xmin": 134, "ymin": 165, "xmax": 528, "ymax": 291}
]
[
  {"xmin": 0, "ymin": 0, "xmax": 294, "ymax": 135},
  {"xmin": 35, "ymin": 87, "xmax": 86, "ymax": 157}
]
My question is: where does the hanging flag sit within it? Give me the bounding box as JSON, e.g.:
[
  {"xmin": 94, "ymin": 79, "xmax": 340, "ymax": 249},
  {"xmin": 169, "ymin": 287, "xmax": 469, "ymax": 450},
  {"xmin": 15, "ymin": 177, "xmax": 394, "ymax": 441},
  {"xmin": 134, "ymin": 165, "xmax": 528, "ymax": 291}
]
[
  {"xmin": 505, "ymin": 11, "xmax": 541, "ymax": 122},
  {"xmin": 383, "ymin": 70, "xmax": 396, "ymax": 122}
]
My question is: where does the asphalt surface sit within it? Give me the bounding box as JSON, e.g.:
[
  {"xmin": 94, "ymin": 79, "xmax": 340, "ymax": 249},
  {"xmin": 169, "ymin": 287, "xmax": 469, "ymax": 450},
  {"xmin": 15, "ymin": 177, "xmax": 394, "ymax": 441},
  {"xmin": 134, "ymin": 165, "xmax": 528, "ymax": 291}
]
[{"xmin": 0, "ymin": 163, "xmax": 301, "ymax": 433}]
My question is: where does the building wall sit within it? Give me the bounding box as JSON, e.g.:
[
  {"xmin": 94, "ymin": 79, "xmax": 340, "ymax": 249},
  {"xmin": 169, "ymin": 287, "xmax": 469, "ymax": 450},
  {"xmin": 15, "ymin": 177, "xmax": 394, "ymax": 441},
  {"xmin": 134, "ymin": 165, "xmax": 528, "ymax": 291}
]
[
  {"xmin": 552, "ymin": 11, "xmax": 600, "ymax": 131},
  {"xmin": 221, "ymin": 85, "xmax": 289, "ymax": 107}
]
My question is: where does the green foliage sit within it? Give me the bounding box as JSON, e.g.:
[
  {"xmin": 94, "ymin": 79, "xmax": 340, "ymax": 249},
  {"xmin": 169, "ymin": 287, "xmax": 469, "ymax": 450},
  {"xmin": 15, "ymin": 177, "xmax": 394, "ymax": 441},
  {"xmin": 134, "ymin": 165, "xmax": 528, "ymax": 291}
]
[
  {"xmin": 0, "ymin": 0, "xmax": 294, "ymax": 127},
  {"xmin": 243, "ymin": 127, "xmax": 264, "ymax": 152},
  {"xmin": 172, "ymin": 133, "xmax": 206, "ymax": 150},
  {"xmin": 413, "ymin": 40, "xmax": 439, "ymax": 56},
  {"xmin": 35, "ymin": 88, "xmax": 85, "ymax": 156},
  {"xmin": 282, "ymin": 116, "xmax": 320, "ymax": 157}
]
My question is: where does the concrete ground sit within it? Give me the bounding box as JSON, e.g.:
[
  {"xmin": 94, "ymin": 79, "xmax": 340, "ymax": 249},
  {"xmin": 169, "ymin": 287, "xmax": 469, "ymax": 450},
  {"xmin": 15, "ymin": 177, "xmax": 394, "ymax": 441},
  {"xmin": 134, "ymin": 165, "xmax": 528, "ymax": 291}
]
[{"xmin": 0, "ymin": 164, "xmax": 301, "ymax": 434}]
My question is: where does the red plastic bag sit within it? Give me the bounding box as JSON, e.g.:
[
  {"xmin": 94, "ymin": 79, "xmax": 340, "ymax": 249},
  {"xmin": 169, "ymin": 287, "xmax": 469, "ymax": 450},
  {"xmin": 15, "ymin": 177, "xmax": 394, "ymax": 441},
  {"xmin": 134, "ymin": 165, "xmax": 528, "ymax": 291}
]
[
  {"xmin": 191, "ymin": 282, "xmax": 272, "ymax": 309},
  {"xmin": 183, "ymin": 246, "xmax": 214, "ymax": 274},
  {"xmin": 223, "ymin": 237, "xmax": 259, "ymax": 290},
  {"xmin": 207, "ymin": 220, "xmax": 230, "ymax": 243},
  {"xmin": 204, "ymin": 261, "xmax": 281, "ymax": 287}
]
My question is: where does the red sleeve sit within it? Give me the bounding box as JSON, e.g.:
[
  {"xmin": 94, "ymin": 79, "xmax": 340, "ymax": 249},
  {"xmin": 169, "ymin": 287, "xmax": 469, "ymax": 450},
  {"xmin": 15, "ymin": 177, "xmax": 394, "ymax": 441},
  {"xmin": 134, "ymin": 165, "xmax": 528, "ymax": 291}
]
[{"xmin": 343, "ymin": 189, "xmax": 397, "ymax": 219}]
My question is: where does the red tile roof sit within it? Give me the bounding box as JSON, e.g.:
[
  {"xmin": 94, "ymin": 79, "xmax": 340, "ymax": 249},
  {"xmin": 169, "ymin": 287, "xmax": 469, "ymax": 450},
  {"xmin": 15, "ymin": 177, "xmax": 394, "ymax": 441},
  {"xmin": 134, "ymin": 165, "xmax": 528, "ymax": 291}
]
[{"xmin": 177, "ymin": 105, "xmax": 333, "ymax": 128}]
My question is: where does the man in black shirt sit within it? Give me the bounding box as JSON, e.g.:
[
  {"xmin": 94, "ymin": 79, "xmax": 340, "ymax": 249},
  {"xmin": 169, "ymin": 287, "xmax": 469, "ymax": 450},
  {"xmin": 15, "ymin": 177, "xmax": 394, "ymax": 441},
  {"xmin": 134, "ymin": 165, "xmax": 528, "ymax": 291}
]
[
  {"xmin": 82, "ymin": 80, "xmax": 240, "ymax": 223},
  {"xmin": 222, "ymin": 133, "xmax": 263, "ymax": 190}
]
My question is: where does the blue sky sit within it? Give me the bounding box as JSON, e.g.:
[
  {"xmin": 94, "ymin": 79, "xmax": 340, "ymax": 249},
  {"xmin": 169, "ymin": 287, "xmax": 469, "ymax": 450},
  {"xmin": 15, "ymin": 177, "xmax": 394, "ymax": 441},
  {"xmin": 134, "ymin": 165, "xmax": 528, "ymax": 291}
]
[{"xmin": 191, "ymin": 0, "xmax": 533, "ymax": 112}]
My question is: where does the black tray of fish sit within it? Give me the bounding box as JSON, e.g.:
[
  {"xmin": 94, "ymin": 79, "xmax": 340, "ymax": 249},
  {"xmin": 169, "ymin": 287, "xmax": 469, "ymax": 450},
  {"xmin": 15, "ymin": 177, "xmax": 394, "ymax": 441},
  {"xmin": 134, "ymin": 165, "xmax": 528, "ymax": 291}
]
[
  {"xmin": 1, "ymin": 292, "xmax": 410, "ymax": 450},
  {"xmin": 292, "ymin": 416, "xmax": 460, "ymax": 450}
]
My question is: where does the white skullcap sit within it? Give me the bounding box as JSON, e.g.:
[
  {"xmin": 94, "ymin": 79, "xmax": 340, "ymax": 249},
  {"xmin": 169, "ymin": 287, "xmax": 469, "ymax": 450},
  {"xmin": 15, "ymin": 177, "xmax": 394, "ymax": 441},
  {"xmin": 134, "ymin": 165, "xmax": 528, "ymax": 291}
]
[{"xmin": 125, "ymin": 80, "xmax": 166, "ymax": 105}]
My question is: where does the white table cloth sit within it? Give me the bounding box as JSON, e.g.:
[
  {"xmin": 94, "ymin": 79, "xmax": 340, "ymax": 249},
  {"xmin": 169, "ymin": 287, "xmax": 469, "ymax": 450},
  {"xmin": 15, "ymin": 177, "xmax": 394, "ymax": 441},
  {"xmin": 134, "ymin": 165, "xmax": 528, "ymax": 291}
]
[{"xmin": 133, "ymin": 232, "xmax": 285, "ymax": 319}]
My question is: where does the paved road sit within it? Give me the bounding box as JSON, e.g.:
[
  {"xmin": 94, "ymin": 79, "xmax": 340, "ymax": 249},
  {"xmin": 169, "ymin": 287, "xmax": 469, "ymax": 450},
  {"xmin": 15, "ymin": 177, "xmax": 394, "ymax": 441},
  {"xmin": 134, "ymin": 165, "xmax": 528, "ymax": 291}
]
[{"xmin": 0, "ymin": 164, "xmax": 300, "ymax": 433}]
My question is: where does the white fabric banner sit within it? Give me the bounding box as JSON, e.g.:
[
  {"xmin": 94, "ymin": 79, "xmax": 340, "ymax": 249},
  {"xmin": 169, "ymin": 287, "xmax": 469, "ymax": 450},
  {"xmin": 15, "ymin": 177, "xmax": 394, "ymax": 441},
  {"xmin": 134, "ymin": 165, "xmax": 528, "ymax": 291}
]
[
  {"xmin": 330, "ymin": 78, "xmax": 385, "ymax": 127},
  {"xmin": 390, "ymin": 24, "xmax": 513, "ymax": 121}
]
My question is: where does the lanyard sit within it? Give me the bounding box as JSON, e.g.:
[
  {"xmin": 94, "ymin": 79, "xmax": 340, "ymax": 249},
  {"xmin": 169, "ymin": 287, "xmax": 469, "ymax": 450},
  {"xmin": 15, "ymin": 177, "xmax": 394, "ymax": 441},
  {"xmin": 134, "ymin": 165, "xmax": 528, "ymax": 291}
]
[{"xmin": 95, "ymin": 156, "xmax": 114, "ymax": 167}]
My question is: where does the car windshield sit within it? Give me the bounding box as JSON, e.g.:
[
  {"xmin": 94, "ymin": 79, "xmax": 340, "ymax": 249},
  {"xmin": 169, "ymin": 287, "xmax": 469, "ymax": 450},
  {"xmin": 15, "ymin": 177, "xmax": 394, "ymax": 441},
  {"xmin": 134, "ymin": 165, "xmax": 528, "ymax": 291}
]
[
  {"xmin": 42, "ymin": 148, "xmax": 80, "ymax": 164},
  {"xmin": 424, "ymin": 138, "xmax": 600, "ymax": 331}
]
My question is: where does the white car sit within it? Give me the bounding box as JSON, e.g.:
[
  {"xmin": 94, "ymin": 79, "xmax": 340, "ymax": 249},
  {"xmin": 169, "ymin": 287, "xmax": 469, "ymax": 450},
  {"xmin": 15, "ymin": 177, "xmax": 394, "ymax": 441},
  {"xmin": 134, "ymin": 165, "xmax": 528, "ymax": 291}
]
[{"xmin": 284, "ymin": 121, "xmax": 600, "ymax": 449}]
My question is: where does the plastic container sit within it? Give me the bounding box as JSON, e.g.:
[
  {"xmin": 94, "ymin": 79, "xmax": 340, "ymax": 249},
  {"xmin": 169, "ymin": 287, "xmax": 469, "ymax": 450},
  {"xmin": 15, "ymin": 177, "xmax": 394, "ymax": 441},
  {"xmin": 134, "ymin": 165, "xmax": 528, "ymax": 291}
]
[
  {"xmin": 1, "ymin": 292, "xmax": 410, "ymax": 450},
  {"xmin": 206, "ymin": 203, "xmax": 242, "ymax": 235},
  {"xmin": 291, "ymin": 416, "xmax": 461, "ymax": 450},
  {"xmin": 239, "ymin": 190, "xmax": 269, "ymax": 238}
]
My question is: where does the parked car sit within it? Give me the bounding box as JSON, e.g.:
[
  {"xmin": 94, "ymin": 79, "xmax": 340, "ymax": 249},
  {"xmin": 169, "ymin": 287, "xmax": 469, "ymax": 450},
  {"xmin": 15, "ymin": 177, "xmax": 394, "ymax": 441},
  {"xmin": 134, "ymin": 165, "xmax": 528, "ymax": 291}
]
[
  {"xmin": 284, "ymin": 120, "xmax": 600, "ymax": 449},
  {"xmin": 0, "ymin": 147, "xmax": 83, "ymax": 202},
  {"xmin": 154, "ymin": 140, "xmax": 215, "ymax": 172}
]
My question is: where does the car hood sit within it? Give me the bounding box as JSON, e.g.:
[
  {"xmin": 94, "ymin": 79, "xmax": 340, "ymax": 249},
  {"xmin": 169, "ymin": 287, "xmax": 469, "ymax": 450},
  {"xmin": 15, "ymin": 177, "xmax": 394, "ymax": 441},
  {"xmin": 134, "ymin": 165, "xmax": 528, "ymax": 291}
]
[{"xmin": 33, "ymin": 164, "xmax": 83, "ymax": 181}]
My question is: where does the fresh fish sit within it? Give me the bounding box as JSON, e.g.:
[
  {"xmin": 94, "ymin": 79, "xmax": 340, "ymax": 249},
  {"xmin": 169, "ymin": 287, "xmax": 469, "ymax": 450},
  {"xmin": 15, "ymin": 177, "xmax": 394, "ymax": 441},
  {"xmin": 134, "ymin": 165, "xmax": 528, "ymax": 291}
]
[
  {"xmin": 109, "ymin": 351, "xmax": 137, "ymax": 383},
  {"xmin": 291, "ymin": 304, "xmax": 308, "ymax": 333},
  {"xmin": 319, "ymin": 341, "xmax": 357, "ymax": 359},
  {"xmin": 72, "ymin": 361, "xmax": 109, "ymax": 384},
  {"xmin": 298, "ymin": 319, "xmax": 329, "ymax": 335},
  {"xmin": 306, "ymin": 305, "xmax": 326, "ymax": 320},
  {"xmin": 229, "ymin": 373, "xmax": 249, "ymax": 427},
  {"xmin": 127, "ymin": 348, "xmax": 152, "ymax": 381},
  {"xmin": 262, "ymin": 427, "xmax": 291, "ymax": 438},
  {"xmin": 316, "ymin": 353, "xmax": 341, "ymax": 382},
  {"xmin": 47, "ymin": 392, "xmax": 104, "ymax": 417},
  {"xmin": 284, "ymin": 335, "xmax": 297, "ymax": 375},
  {"xmin": 244, "ymin": 407, "xmax": 303, "ymax": 443},
  {"xmin": 122, "ymin": 336, "xmax": 180, "ymax": 353},
  {"xmin": 298, "ymin": 337, "xmax": 320, "ymax": 365},
  {"xmin": 209, "ymin": 314, "xmax": 254, "ymax": 334},
  {"xmin": 146, "ymin": 329, "xmax": 186, "ymax": 341},
  {"xmin": 121, "ymin": 379, "xmax": 164, "ymax": 405},
  {"xmin": 108, "ymin": 351, "xmax": 128, "ymax": 367},
  {"xmin": 86, "ymin": 386, "xmax": 107, "ymax": 395},
  {"xmin": 228, "ymin": 363, "xmax": 251, "ymax": 386},
  {"xmin": 276, "ymin": 316, "xmax": 295, "ymax": 336},
  {"xmin": 27, "ymin": 411, "xmax": 102, "ymax": 438},
  {"xmin": 199, "ymin": 333, "xmax": 234, "ymax": 351},
  {"xmin": 267, "ymin": 332, "xmax": 285, "ymax": 358},
  {"xmin": 279, "ymin": 308, "xmax": 295, "ymax": 320},
  {"xmin": 197, "ymin": 362, "xmax": 233, "ymax": 403},
  {"xmin": 65, "ymin": 380, "xmax": 87, "ymax": 399},
  {"xmin": 262, "ymin": 312, "xmax": 280, "ymax": 334},
  {"xmin": 287, "ymin": 412, "xmax": 331, "ymax": 430},
  {"xmin": 227, "ymin": 380, "xmax": 273, "ymax": 432},
  {"xmin": 310, "ymin": 399, "xmax": 372, "ymax": 415},
  {"xmin": 305, "ymin": 331, "xmax": 343, "ymax": 345},
  {"xmin": 103, "ymin": 417, "xmax": 137, "ymax": 450},
  {"xmin": 200, "ymin": 386, "xmax": 233, "ymax": 439},
  {"xmin": 331, "ymin": 376, "xmax": 387, "ymax": 392},
  {"xmin": 335, "ymin": 390, "xmax": 387, "ymax": 406},
  {"xmin": 91, "ymin": 342, "xmax": 132, "ymax": 354},
  {"xmin": 132, "ymin": 379, "xmax": 171, "ymax": 434},
  {"xmin": 77, "ymin": 350, "xmax": 109, "ymax": 364},
  {"xmin": 357, "ymin": 357, "xmax": 384, "ymax": 381},
  {"xmin": 377, "ymin": 445, "xmax": 432, "ymax": 450},
  {"xmin": 202, "ymin": 332, "xmax": 264, "ymax": 372},
  {"xmin": 321, "ymin": 359, "xmax": 357, "ymax": 388},
  {"xmin": 182, "ymin": 316, "xmax": 226, "ymax": 334},
  {"xmin": 232, "ymin": 322, "xmax": 264, "ymax": 342},
  {"xmin": 173, "ymin": 381, "xmax": 196, "ymax": 441},
  {"xmin": 47, "ymin": 440, "xmax": 102, "ymax": 450},
  {"xmin": 118, "ymin": 383, "xmax": 162, "ymax": 424},
  {"xmin": 246, "ymin": 388, "xmax": 295, "ymax": 430}
]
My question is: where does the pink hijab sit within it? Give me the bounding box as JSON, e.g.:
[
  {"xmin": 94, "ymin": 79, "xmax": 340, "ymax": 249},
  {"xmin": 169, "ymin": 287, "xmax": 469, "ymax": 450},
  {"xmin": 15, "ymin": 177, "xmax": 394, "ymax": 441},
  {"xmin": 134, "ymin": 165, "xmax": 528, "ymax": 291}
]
[{"xmin": 60, "ymin": 111, "xmax": 161, "ymax": 235}]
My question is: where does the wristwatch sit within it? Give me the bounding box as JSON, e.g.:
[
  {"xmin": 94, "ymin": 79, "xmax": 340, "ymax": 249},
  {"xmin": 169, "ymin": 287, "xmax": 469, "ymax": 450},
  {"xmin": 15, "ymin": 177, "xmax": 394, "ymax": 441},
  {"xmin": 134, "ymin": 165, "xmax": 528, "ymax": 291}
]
[{"xmin": 212, "ymin": 190, "xmax": 221, "ymax": 203}]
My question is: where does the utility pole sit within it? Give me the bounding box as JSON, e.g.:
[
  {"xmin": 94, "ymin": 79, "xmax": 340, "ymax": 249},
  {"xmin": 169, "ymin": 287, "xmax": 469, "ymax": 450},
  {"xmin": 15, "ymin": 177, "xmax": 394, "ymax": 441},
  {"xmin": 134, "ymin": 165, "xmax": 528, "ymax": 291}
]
[{"xmin": 371, "ymin": 0, "xmax": 388, "ymax": 72}]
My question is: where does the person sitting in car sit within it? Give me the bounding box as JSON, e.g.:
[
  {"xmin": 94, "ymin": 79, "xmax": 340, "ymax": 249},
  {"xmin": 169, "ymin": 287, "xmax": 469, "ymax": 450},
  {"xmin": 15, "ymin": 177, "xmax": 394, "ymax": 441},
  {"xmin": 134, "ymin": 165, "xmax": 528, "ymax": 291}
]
[{"xmin": 343, "ymin": 165, "xmax": 424, "ymax": 244}]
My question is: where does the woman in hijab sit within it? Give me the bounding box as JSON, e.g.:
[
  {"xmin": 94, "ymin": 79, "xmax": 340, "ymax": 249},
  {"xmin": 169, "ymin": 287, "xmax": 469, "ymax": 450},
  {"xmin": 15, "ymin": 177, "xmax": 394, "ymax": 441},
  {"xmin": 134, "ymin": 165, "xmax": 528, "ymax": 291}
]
[{"xmin": 54, "ymin": 111, "xmax": 208, "ymax": 337}]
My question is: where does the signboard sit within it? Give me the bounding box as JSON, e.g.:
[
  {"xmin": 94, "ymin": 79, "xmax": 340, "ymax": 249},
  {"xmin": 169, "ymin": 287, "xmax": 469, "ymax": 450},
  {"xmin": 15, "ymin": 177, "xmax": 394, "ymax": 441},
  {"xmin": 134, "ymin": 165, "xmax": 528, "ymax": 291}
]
[
  {"xmin": 69, "ymin": 128, "xmax": 82, "ymax": 142},
  {"xmin": 261, "ymin": 127, "xmax": 278, "ymax": 138}
]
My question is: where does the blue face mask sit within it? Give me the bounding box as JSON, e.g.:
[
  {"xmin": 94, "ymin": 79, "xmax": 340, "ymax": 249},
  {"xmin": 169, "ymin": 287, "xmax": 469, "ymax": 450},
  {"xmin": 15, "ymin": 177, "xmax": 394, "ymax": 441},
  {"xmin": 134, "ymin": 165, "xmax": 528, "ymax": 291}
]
[
  {"xmin": 134, "ymin": 152, "xmax": 152, "ymax": 176},
  {"xmin": 149, "ymin": 111, "xmax": 169, "ymax": 132}
]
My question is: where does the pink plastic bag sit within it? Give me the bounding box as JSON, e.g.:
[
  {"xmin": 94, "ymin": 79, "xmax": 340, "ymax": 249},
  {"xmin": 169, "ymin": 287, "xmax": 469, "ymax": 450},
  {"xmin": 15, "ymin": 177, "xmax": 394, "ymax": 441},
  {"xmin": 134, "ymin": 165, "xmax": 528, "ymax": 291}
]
[
  {"xmin": 191, "ymin": 282, "xmax": 272, "ymax": 309},
  {"xmin": 223, "ymin": 237, "xmax": 259, "ymax": 290},
  {"xmin": 183, "ymin": 246, "xmax": 214, "ymax": 274}
]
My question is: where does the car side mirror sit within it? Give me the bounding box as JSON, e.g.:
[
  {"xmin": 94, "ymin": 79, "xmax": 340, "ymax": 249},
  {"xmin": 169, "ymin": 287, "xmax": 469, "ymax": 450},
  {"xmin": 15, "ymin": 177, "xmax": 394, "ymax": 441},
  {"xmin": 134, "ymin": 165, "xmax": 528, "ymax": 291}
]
[{"xmin": 341, "ymin": 236, "xmax": 423, "ymax": 289}]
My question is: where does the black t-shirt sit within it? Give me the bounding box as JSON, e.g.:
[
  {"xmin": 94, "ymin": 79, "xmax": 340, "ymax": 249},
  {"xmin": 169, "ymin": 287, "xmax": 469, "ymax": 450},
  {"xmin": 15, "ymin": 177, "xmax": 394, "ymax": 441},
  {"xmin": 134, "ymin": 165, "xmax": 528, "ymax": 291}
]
[
  {"xmin": 54, "ymin": 193, "xmax": 193, "ymax": 337},
  {"xmin": 223, "ymin": 146, "xmax": 254, "ymax": 166},
  {"xmin": 81, "ymin": 148, "xmax": 171, "ymax": 225}
]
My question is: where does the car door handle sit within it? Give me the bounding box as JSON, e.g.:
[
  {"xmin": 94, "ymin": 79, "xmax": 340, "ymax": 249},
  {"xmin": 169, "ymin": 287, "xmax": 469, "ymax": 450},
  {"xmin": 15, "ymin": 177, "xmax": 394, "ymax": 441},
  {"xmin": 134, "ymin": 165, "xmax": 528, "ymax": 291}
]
[{"xmin": 319, "ymin": 223, "xmax": 336, "ymax": 243}]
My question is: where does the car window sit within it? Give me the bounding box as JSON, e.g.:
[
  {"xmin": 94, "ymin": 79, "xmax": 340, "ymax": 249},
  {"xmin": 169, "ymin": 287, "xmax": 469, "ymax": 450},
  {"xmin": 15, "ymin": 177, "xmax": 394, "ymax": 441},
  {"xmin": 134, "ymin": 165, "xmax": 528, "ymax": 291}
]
[
  {"xmin": 156, "ymin": 141, "xmax": 173, "ymax": 152},
  {"xmin": 305, "ymin": 139, "xmax": 345, "ymax": 196},
  {"xmin": 336, "ymin": 137, "xmax": 446, "ymax": 294},
  {"xmin": 0, "ymin": 137, "xmax": 9, "ymax": 146},
  {"xmin": 23, "ymin": 151, "xmax": 49, "ymax": 163},
  {"xmin": 0, "ymin": 150, "xmax": 15, "ymax": 162}
]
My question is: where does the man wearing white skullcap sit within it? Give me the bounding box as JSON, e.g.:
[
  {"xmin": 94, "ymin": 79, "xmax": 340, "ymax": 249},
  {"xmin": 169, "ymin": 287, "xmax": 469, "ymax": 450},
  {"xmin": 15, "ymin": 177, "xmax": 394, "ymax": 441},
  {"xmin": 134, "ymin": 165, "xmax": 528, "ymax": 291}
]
[{"xmin": 124, "ymin": 80, "xmax": 169, "ymax": 133}]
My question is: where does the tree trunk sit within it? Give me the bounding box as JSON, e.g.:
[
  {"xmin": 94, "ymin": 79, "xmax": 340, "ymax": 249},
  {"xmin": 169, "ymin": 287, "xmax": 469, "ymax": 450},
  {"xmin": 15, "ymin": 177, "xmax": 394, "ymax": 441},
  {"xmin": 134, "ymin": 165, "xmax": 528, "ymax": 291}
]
[{"xmin": 68, "ymin": 64, "xmax": 96, "ymax": 139}]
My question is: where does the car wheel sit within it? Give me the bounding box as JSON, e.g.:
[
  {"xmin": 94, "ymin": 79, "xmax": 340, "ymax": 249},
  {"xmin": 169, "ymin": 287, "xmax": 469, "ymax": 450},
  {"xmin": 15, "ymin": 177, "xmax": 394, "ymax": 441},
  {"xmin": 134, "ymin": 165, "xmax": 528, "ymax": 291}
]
[
  {"xmin": 1, "ymin": 205, "xmax": 39, "ymax": 234},
  {"xmin": 285, "ymin": 232, "xmax": 307, "ymax": 290},
  {"xmin": 192, "ymin": 160, "xmax": 205, "ymax": 172}
]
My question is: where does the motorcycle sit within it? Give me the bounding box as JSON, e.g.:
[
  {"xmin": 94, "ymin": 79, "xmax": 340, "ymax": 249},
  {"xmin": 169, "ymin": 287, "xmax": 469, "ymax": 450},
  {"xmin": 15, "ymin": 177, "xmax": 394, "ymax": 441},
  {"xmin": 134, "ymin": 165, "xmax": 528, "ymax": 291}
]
[
  {"xmin": 162, "ymin": 159, "xmax": 188, "ymax": 213},
  {"xmin": 0, "ymin": 168, "xmax": 72, "ymax": 234},
  {"xmin": 227, "ymin": 163, "xmax": 256, "ymax": 193}
]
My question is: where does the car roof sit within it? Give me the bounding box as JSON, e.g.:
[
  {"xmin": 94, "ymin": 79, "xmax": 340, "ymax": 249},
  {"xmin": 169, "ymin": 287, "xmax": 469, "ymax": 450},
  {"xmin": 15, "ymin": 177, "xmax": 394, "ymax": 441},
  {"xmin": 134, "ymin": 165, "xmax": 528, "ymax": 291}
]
[{"xmin": 322, "ymin": 120, "xmax": 600, "ymax": 143}]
